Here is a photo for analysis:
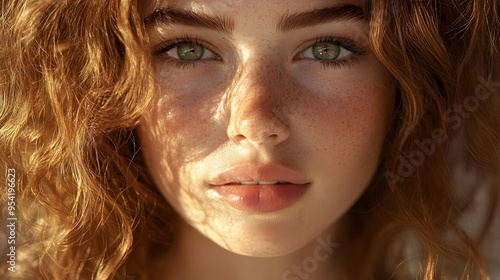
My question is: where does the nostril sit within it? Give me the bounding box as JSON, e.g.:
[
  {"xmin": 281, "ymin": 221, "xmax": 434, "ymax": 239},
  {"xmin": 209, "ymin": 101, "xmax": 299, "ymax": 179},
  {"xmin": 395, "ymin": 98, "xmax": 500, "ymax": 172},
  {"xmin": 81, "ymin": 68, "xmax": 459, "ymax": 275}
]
[
  {"xmin": 268, "ymin": 134, "xmax": 279, "ymax": 140},
  {"xmin": 227, "ymin": 125, "xmax": 289, "ymax": 146}
]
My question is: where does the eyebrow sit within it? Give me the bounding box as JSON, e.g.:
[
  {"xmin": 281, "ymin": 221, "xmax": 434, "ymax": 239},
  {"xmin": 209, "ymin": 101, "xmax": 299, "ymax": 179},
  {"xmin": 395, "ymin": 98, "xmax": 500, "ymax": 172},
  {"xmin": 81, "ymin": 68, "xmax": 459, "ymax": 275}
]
[
  {"xmin": 144, "ymin": 8, "xmax": 234, "ymax": 34},
  {"xmin": 278, "ymin": 5, "xmax": 365, "ymax": 32},
  {"xmin": 143, "ymin": 4, "xmax": 364, "ymax": 34}
]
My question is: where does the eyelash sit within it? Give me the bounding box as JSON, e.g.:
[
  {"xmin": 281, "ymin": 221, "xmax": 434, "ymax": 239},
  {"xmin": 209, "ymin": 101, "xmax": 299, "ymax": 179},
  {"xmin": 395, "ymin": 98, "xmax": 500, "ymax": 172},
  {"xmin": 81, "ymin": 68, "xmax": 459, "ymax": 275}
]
[
  {"xmin": 152, "ymin": 36, "xmax": 366, "ymax": 69},
  {"xmin": 298, "ymin": 36, "xmax": 366, "ymax": 69},
  {"xmin": 153, "ymin": 36, "xmax": 217, "ymax": 69}
]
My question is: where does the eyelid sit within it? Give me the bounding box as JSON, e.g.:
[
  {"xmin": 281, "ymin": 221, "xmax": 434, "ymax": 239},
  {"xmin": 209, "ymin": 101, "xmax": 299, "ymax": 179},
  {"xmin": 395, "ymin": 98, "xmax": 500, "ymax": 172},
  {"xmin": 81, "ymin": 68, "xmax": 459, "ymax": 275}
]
[
  {"xmin": 152, "ymin": 36, "xmax": 222, "ymax": 61},
  {"xmin": 294, "ymin": 36, "xmax": 366, "ymax": 60},
  {"xmin": 166, "ymin": 44, "xmax": 217, "ymax": 60},
  {"xmin": 298, "ymin": 44, "xmax": 352, "ymax": 61}
]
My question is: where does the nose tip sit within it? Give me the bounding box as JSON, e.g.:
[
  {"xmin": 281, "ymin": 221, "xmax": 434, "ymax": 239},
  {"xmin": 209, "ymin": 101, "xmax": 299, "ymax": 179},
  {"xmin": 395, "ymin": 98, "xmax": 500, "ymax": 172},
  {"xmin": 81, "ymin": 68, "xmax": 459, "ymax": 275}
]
[{"xmin": 227, "ymin": 110, "xmax": 290, "ymax": 145}]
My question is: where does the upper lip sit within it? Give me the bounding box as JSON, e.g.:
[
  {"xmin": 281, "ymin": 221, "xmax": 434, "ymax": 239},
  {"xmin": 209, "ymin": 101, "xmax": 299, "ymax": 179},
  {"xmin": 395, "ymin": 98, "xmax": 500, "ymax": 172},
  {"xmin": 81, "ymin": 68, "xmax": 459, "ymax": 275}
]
[{"xmin": 209, "ymin": 163, "xmax": 309, "ymax": 186}]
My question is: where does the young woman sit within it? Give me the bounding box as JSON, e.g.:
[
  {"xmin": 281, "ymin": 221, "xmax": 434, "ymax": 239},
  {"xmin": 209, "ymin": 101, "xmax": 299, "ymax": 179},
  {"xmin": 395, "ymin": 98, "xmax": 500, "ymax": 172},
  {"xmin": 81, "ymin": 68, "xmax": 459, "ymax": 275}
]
[{"xmin": 1, "ymin": 0, "xmax": 498, "ymax": 279}]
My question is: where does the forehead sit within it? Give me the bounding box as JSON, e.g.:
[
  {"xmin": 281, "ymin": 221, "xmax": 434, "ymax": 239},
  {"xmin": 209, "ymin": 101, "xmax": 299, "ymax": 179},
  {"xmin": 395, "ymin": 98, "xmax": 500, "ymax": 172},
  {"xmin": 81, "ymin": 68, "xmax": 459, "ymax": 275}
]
[{"xmin": 141, "ymin": 0, "xmax": 366, "ymax": 19}]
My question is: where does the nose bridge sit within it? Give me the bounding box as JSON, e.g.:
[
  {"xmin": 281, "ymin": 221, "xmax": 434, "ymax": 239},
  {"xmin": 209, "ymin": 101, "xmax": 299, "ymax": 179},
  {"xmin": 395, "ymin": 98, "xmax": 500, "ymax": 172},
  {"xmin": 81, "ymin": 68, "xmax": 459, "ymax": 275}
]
[
  {"xmin": 226, "ymin": 57, "xmax": 290, "ymax": 145},
  {"xmin": 232, "ymin": 59, "xmax": 281, "ymax": 107}
]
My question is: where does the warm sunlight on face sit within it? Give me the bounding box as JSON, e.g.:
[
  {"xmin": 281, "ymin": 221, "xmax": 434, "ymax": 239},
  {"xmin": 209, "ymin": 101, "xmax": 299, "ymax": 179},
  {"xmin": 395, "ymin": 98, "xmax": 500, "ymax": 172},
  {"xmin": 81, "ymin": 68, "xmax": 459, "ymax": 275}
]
[{"xmin": 138, "ymin": 0, "xmax": 395, "ymax": 257}]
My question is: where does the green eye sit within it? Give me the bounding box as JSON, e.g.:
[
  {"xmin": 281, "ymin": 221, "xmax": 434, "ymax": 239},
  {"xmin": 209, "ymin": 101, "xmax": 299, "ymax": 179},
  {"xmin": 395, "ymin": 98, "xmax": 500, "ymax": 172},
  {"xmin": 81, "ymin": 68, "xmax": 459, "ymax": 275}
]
[
  {"xmin": 312, "ymin": 42, "xmax": 341, "ymax": 60},
  {"xmin": 167, "ymin": 43, "xmax": 216, "ymax": 61},
  {"xmin": 177, "ymin": 44, "xmax": 204, "ymax": 61},
  {"xmin": 299, "ymin": 41, "xmax": 351, "ymax": 61}
]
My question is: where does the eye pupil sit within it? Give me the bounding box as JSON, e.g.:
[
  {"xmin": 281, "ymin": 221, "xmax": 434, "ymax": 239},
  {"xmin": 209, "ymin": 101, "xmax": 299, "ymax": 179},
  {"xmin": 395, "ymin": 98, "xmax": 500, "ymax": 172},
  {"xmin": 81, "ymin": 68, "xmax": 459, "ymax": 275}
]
[
  {"xmin": 177, "ymin": 44, "xmax": 204, "ymax": 61},
  {"xmin": 312, "ymin": 43, "xmax": 340, "ymax": 60}
]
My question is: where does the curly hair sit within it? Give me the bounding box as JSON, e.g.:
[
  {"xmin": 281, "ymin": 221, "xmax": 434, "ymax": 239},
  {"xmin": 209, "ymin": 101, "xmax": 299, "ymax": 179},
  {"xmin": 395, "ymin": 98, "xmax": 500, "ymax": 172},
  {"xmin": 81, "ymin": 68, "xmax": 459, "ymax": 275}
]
[
  {"xmin": 0, "ymin": 0, "xmax": 498, "ymax": 279},
  {"xmin": 1, "ymin": 0, "xmax": 175, "ymax": 279}
]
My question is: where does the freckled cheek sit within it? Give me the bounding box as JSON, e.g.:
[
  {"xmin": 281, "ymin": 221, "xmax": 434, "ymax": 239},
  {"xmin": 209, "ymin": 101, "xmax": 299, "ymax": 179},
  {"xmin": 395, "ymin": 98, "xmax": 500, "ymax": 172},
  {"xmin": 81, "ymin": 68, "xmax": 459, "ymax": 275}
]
[
  {"xmin": 154, "ymin": 64, "xmax": 230, "ymax": 96},
  {"xmin": 144, "ymin": 80, "xmax": 227, "ymax": 153},
  {"xmin": 303, "ymin": 88, "xmax": 390, "ymax": 160}
]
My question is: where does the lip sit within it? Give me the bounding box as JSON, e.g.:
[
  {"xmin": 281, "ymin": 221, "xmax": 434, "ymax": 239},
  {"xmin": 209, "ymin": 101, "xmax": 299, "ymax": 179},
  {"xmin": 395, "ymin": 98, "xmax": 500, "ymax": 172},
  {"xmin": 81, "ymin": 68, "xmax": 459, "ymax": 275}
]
[
  {"xmin": 209, "ymin": 164, "xmax": 310, "ymax": 213},
  {"xmin": 209, "ymin": 163, "xmax": 309, "ymax": 186}
]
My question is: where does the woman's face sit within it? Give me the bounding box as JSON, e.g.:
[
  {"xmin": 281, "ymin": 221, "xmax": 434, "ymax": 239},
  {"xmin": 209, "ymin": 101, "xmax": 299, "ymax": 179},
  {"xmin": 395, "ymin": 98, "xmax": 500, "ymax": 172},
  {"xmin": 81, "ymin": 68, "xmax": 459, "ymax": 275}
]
[{"xmin": 139, "ymin": 0, "xmax": 395, "ymax": 257}]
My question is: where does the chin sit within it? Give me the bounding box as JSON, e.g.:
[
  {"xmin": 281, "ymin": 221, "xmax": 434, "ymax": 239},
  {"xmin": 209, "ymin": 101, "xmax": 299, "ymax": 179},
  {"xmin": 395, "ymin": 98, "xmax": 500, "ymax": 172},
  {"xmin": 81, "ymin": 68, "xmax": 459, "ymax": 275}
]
[
  {"xmin": 221, "ymin": 240, "xmax": 304, "ymax": 258},
  {"xmin": 208, "ymin": 225, "xmax": 314, "ymax": 258}
]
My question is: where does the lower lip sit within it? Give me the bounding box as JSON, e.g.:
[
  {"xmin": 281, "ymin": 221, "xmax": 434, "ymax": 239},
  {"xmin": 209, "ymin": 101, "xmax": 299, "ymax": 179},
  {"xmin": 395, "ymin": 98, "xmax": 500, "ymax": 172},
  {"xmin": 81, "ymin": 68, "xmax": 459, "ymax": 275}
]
[{"xmin": 210, "ymin": 184, "xmax": 310, "ymax": 213}]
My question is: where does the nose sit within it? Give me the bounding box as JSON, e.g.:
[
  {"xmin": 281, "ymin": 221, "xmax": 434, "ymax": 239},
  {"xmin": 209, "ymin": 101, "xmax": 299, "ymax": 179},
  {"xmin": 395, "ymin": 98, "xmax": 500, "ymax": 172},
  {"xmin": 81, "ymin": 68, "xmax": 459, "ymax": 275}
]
[{"xmin": 226, "ymin": 63, "xmax": 290, "ymax": 146}]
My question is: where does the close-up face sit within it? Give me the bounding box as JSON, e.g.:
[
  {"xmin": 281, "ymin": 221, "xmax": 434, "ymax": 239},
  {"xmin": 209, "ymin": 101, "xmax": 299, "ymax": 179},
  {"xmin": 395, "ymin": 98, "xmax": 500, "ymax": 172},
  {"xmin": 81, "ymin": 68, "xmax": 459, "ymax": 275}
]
[{"xmin": 138, "ymin": 0, "xmax": 396, "ymax": 257}]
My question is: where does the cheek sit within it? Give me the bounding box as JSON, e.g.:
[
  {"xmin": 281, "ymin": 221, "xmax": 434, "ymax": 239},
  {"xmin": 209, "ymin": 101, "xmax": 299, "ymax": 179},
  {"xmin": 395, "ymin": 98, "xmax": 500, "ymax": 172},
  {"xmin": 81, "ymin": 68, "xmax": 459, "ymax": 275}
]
[
  {"xmin": 144, "ymin": 70, "xmax": 230, "ymax": 157},
  {"xmin": 309, "ymin": 87, "xmax": 390, "ymax": 159},
  {"xmin": 137, "ymin": 94, "xmax": 219, "ymax": 221},
  {"xmin": 293, "ymin": 60, "xmax": 394, "ymax": 168},
  {"xmin": 291, "ymin": 78, "xmax": 394, "ymax": 224},
  {"xmin": 293, "ymin": 81, "xmax": 393, "ymax": 232}
]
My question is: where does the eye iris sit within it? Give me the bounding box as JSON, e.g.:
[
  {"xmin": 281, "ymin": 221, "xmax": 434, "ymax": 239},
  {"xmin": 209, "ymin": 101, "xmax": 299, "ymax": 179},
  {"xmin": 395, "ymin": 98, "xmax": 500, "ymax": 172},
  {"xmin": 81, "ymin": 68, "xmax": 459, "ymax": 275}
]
[
  {"xmin": 312, "ymin": 42, "xmax": 340, "ymax": 60},
  {"xmin": 177, "ymin": 44, "xmax": 204, "ymax": 61}
]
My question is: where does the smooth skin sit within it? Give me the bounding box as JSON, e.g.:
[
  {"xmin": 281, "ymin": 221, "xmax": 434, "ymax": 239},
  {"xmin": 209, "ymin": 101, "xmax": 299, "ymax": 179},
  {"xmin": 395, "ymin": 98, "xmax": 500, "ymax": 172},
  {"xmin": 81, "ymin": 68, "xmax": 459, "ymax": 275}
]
[{"xmin": 138, "ymin": 0, "xmax": 395, "ymax": 279}]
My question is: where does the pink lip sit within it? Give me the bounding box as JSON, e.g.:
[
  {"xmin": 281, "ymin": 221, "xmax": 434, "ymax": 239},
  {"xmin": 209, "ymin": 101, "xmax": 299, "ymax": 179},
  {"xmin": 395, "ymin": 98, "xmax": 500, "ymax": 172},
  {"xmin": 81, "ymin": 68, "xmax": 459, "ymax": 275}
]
[
  {"xmin": 209, "ymin": 164, "xmax": 310, "ymax": 213},
  {"xmin": 209, "ymin": 163, "xmax": 309, "ymax": 186}
]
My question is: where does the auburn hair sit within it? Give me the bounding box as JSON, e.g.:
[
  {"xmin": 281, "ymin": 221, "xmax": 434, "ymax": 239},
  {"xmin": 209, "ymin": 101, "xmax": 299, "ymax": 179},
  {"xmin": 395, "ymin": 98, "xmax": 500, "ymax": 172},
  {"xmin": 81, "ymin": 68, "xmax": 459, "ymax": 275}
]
[{"xmin": 0, "ymin": 0, "xmax": 498, "ymax": 279}]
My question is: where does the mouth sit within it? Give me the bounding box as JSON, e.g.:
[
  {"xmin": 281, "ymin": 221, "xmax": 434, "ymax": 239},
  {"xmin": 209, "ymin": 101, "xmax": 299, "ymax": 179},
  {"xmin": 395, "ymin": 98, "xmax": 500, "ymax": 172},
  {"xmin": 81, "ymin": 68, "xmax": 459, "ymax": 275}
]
[
  {"xmin": 209, "ymin": 163, "xmax": 309, "ymax": 186},
  {"xmin": 209, "ymin": 164, "xmax": 310, "ymax": 213},
  {"xmin": 226, "ymin": 181, "xmax": 291, "ymax": 185}
]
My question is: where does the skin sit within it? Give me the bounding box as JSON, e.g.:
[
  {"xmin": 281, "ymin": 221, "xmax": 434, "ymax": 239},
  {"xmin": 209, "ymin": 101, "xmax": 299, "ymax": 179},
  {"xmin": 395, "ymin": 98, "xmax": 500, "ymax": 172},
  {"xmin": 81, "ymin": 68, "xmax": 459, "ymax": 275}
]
[{"xmin": 137, "ymin": 0, "xmax": 396, "ymax": 279}]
